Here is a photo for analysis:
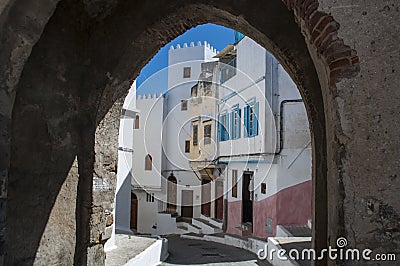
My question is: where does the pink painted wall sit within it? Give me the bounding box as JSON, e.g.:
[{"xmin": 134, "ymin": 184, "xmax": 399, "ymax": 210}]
[
  {"xmin": 253, "ymin": 180, "xmax": 312, "ymax": 238},
  {"xmin": 226, "ymin": 180, "xmax": 312, "ymax": 239},
  {"xmin": 277, "ymin": 180, "xmax": 312, "ymax": 226},
  {"xmin": 253, "ymin": 193, "xmax": 277, "ymax": 238},
  {"xmin": 226, "ymin": 200, "xmax": 243, "ymax": 236}
]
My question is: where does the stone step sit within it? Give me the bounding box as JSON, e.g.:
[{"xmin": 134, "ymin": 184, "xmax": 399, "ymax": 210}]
[
  {"xmin": 200, "ymin": 214, "xmax": 223, "ymax": 229},
  {"xmin": 177, "ymin": 225, "xmax": 188, "ymax": 231},
  {"xmin": 276, "ymin": 225, "xmax": 311, "ymax": 237},
  {"xmin": 192, "ymin": 218, "xmax": 223, "ymax": 234}
]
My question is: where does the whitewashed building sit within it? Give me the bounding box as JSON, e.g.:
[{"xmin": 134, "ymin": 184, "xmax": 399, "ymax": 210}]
[
  {"xmin": 215, "ymin": 36, "xmax": 312, "ymax": 238},
  {"xmin": 112, "ymin": 36, "xmax": 311, "ymax": 240},
  {"xmin": 128, "ymin": 41, "xmax": 220, "ymax": 235}
]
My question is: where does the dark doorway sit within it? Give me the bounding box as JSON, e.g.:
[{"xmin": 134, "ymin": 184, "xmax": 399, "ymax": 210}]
[
  {"xmin": 167, "ymin": 174, "xmax": 177, "ymax": 214},
  {"xmin": 242, "ymin": 172, "xmax": 253, "ymax": 224},
  {"xmin": 215, "ymin": 181, "xmax": 224, "ymax": 220},
  {"xmin": 130, "ymin": 193, "xmax": 138, "ymax": 231},
  {"xmin": 181, "ymin": 190, "xmax": 193, "ymax": 218},
  {"xmin": 201, "ymin": 178, "xmax": 211, "ymax": 216}
]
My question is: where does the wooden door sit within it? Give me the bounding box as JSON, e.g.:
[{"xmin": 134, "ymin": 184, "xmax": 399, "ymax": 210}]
[
  {"xmin": 242, "ymin": 173, "xmax": 253, "ymax": 224},
  {"xmin": 215, "ymin": 181, "xmax": 224, "ymax": 220},
  {"xmin": 181, "ymin": 190, "xmax": 193, "ymax": 218},
  {"xmin": 201, "ymin": 178, "xmax": 211, "ymax": 216},
  {"xmin": 130, "ymin": 193, "xmax": 138, "ymax": 231},
  {"xmin": 167, "ymin": 174, "xmax": 177, "ymax": 213}
]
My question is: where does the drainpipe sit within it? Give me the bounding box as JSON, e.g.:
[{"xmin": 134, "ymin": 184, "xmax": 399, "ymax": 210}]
[
  {"xmin": 265, "ymin": 52, "xmax": 303, "ymax": 155},
  {"xmin": 275, "ymin": 99, "xmax": 303, "ymax": 155},
  {"xmin": 214, "ymin": 64, "xmax": 220, "ymax": 169},
  {"xmin": 272, "ymin": 55, "xmax": 280, "ymax": 152}
]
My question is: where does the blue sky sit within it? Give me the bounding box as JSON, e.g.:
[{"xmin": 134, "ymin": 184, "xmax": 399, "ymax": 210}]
[{"xmin": 136, "ymin": 24, "xmax": 235, "ymax": 95}]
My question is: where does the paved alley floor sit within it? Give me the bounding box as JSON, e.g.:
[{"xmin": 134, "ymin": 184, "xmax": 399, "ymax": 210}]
[
  {"xmin": 105, "ymin": 234, "xmax": 157, "ymax": 265},
  {"xmin": 161, "ymin": 235, "xmax": 271, "ymax": 266}
]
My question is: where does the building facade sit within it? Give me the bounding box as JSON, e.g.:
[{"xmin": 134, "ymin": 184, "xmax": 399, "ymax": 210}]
[
  {"xmin": 128, "ymin": 41, "xmax": 218, "ymax": 234},
  {"xmin": 117, "ymin": 37, "xmax": 311, "ymax": 239},
  {"xmin": 215, "ymin": 37, "xmax": 312, "ymax": 238},
  {"xmin": 188, "ymin": 61, "xmax": 224, "ymax": 221}
]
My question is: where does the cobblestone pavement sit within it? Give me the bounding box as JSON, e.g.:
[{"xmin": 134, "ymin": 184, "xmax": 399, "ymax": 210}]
[{"xmin": 161, "ymin": 235, "xmax": 271, "ymax": 265}]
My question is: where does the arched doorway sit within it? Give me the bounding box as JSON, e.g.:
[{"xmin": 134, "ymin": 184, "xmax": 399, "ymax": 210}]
[
  {"xmin": 167, "ymin": 174, "xmax": 177, "ymax": 214},
  {"xmin": 2, "ymin": 0, "xmax": 369, "ymax": 264},
  {"xmin": 130, "ymin": 193, "xmax": 138, "ymax": 232}
]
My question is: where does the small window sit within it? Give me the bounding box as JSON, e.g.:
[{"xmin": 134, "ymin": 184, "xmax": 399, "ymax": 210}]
[
  {"xmin": 183, "ymin": 67, "xmax": 191, "ymax": 78},
  {"xmin": 244, "ymin": 102, "xmax": 259, "ymax": 137},
  {"xmin": 204, "ymin": 124, "xmax": 211, "ymax": 145},
  {"xmin": 232, "ymin": 170, "xmax": 238, "ymax": 198},
  {"xmin": 146, "ymin": 192, "xmax": 154, "ymax": 202},
  {"xmin": 231, "ymin": 106, "xmax": 241, "ymax": 139},
  {"xmin": 218, "ymin": 113, "xmax": 229, "ymax": 141},
  {"xmin": 135, "ymin": 114, "xmax": 140, "ymax": 129},
  {"xmin": 185, "ymin": 140, "xmax": 190, "ymax": 153},
  {"xmin": 220, "ymin": 57, "xmax": 237, "ymax": 83},
  {"xmin": 181, "ymin": 100, "xmax": 188, "ymax": 111},
  {"xmin": 191, "ymin": 85, "xmax": 198, "ymax": 97},
  {"xmin": 261, "ymin": 183, "xmax": 267, "ymax": 194},
  {"xmin": 145, "ymin": 154, "xmax": 152, "ymax": 170},
  {"xmin": 193, "ymin": 123, "xmax": 198, "ymax": 146}
]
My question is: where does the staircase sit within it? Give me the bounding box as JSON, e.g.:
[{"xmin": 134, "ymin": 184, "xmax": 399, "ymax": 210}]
[
  {"xmin": 276, "ymin": 224, "xmax": 311, "ymax": 237},
  {"xmin": 191, "ymin": 214, "xmax": 223, "ymax": 234},
  {"xmin": 155, "ymin": 212, "xmax": 223, "ymax": 235}
]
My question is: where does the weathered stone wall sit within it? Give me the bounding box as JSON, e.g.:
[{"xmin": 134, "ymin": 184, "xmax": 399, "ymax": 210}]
[
  {"xmin": 89, "ymin": 98, "xmax": 124, "ymax": 265},
  {"xmin": 34, "ymin": 158, "xmax": 78, "ymax": 265},
  {"xmin": 0, "ymin": 1, "xmax": 60, "ymax": 262},
  {"xmin": 0, "ymin": 0, "xmax": 398, "ymax": 265},
  {"xmin": 318, "ymin": 0, "xmax": 400, "ymax": 255}
]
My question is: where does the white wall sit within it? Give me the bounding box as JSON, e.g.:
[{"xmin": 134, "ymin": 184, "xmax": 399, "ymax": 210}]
[
  {"xmin": 224, "ymin": 160, "xmax": 277, "ymax": 203},
  {"xmin": 164, "ymin": 42, "xmax": 217, "ymax": 216},
  {"xmin": 134, "ymin": 190, "xmax": 165, "ymax": 234},
  {"xmin": 107, "ymin": 82, "xmax": 138, "ymax": 250},
  {"xmin": 217, "ymin": 37, "xmax": 311, "ymax": 203},
  {"xmin": 275, "ymin": 62, "xmax": 311, "ymax": 193},
  {"xmin": 218, "ymin": 37, "xmax": 268, "ymax": 158},
  {"xmin": 165, "ymin": 42, "xmax": 217, "ymax": 175},
  {"xmin": 133, "ymin": 95, "xmax": 165, "ymax": 189}
]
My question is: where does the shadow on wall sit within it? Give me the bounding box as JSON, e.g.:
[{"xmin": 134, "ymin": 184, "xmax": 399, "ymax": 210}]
[
  {"xmin": 7, "ymin": 121, "xmax": 88, "ymax": 265},
  {"xmin": 115, "ymin": 173, "xmax": 134, "ymax": 234}
]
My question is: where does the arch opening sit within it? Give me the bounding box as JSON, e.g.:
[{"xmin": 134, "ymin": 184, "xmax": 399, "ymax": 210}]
[{"xmin": 3, "ymin": 0, "xmax": 362, "ymax": 264}]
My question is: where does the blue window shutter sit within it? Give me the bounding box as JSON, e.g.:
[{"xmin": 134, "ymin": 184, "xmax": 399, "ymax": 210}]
[
  {"xmin": 254, "ymin": 102, "xmax": 259, "ymax": 136},
  {"xmin": 244, "ymin": 106, "xmax": 249, "ymax": 137},
  {"xmin": 237, "ymin": 108, "xmax": 241, "ymax": 138}
]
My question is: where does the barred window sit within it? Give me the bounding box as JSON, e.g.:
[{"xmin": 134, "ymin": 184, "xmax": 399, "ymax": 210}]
[
  {"xmin": 183, "ymin": 67, "xmax": 191, "ymax": 78},
  {"xmin": 181, "ymin": 100, "xmax": 188, "ymax": 111},
  {"xmin": 193, "ymin": 124, "xmax": 198, "ymax": 146},
  {"xmin": 204, "ymin": 124, "xmax": 211, "ymax": 145},
  {"xmin": 232, "ymin": 170, "xmax": 238, "ymax": 198}
]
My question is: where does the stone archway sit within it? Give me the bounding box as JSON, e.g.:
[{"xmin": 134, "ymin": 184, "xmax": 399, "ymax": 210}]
[
  {"xmin": 1, "ymin": 1, "xmax": 398, "ymax": 265},
  {"xmin": 1, "ymin": 1, "xmax": 349, "ymax": 263}
]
